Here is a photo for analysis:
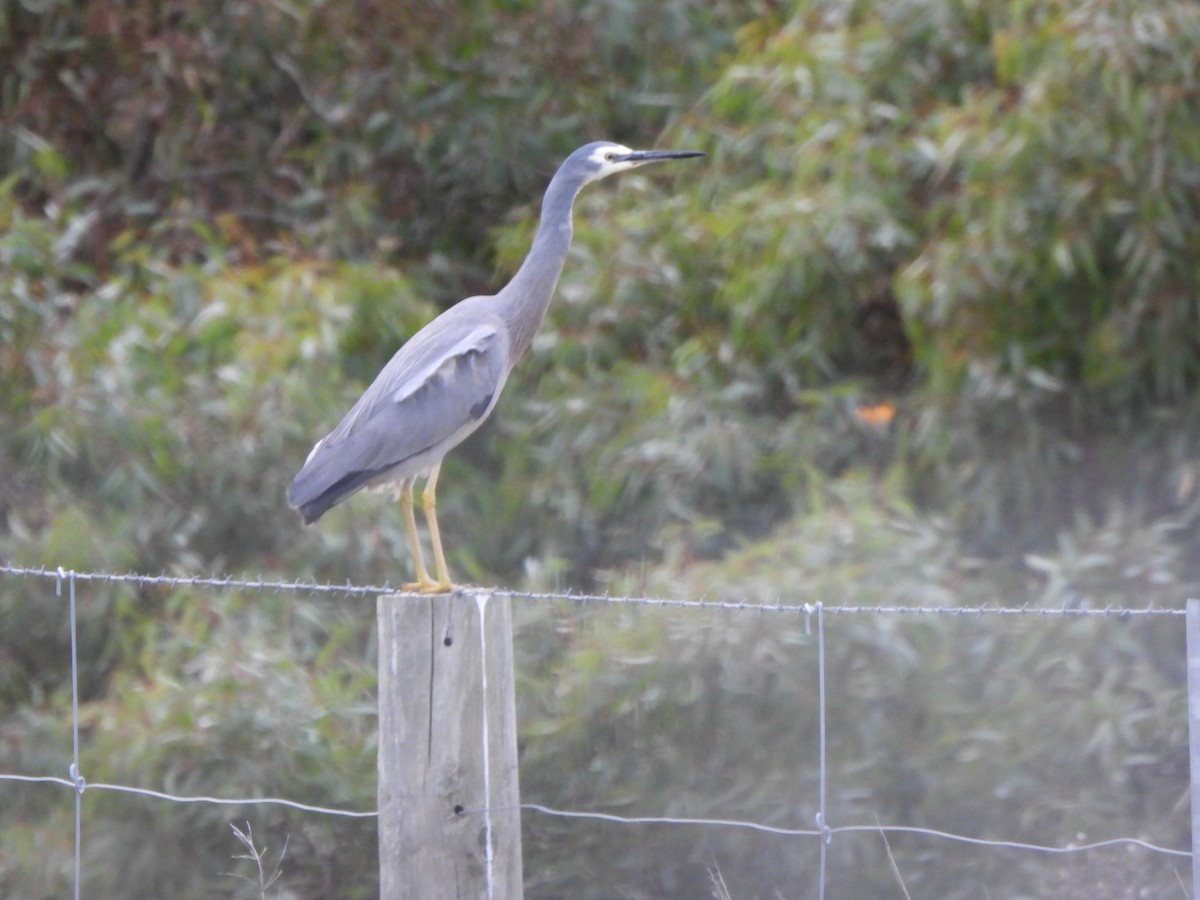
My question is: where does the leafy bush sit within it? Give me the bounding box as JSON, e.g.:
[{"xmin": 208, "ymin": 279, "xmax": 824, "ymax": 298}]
[
  {"xmin": 517, "ymin": 480, "xmax": 1191, "ymax": 898},
  {"xmin": 3, "ymin": 227, "xmax": 443, "ymax": 576},
  {"xmin": 486, "ymin": 0, "xmax": 1200, "ymax": 563},
  {"xmin": 1, "ymin": 0, "xmax": 755, "ymax": 272},
  {"xmin": 0, "ymin": 580, "xmax": 378, "ymax": 899}
]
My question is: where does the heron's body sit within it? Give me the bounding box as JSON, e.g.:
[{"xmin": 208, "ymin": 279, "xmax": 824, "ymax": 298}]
[
  {"xmin": 288, "ymin": 141, "xmax": 702, "ymax": 591},
  {"xmin": 289, "ymin": 297, "xmax": 512, "ymax": 524}
]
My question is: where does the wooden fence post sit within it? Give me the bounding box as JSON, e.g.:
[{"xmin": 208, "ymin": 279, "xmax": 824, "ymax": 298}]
[{"xmin": 377, "ymin": 590, "xmax": 523, "ymax": 899}]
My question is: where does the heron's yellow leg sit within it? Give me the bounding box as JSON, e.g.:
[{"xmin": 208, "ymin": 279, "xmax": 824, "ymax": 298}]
[
  {"xmin": 421, "ymin": 464, "xmax": 455, "ymax": 592},
  {"xmin": 398, "ymin": 481, "xmax": 436, "ymax": 592}
]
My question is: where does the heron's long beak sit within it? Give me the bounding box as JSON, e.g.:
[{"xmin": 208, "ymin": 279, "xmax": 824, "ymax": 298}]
[{"xmin": 618, "ymin": 149, "xmax": 705, "ymax": 165}]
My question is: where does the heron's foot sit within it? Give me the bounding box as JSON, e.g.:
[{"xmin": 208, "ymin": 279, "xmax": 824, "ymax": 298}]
[{"xmin": 401, "ymin": 578, "xmax": 456, "ymax": 595}]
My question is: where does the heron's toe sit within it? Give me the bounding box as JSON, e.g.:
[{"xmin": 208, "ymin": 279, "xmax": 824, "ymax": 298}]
[{"xmin": 401, "ymin": 578, "xmax": 456, "ymax": 595}]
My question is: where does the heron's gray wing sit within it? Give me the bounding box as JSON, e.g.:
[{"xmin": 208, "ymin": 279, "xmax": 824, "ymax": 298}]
[{"xmin": 287, "ymin": 320, "xmax": 509, "ymax": 522}]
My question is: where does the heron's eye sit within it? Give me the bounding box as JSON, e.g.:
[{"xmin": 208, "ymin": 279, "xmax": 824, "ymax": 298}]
[{"xmin": 603, "ymin": 152, "xmax": 615, "ymax": 162}]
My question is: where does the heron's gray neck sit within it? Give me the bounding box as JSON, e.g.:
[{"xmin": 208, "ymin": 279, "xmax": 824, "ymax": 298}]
[{"xmin": 498, "ymin": 170, "xmax": 585, "ymax": 362}]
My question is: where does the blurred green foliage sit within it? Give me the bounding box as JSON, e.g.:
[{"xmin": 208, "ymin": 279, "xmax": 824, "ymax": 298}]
[
  {"xmin": 518, "ymin": 480, "xmax": 1189, "ymax": 897},
  {"xmin": 503, "ymin": 0, "xmax": 1200, "ymax": 563},
  {"xmin": 3, "ymin": 0, "xmax": 1199, "ymax": 896},
  {"xmin": 1, "ymin": 0, "xmax": 756, "ymax": 271}
]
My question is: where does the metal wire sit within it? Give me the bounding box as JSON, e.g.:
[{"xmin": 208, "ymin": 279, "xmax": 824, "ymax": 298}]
[
  {"xmin": 6, "ymin": 776, "xmax": 1186, "ymax": 861},
  {"xmin": 815, "ymin": 601, "xmax": 829, "ymax": 900},
  {"xmin": 471, "ymin": 804, "xmax": 1192, "ymax": 859},
  {"xmin": 0, "ymin": 774, "xmax": 376, "ymax": 817},
  {"xmin": 0, "ymin": 563, "xmax": 1184, "ymax": 616},
  {"xmin": 56, "ymin": 569, "xmax": 83, "ymax": 900}
]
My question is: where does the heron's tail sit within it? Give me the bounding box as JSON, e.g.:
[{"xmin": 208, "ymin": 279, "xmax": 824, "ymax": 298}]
[{"xmin": 287, "ymin": 465, "xmax": 387, "ymax": 525}]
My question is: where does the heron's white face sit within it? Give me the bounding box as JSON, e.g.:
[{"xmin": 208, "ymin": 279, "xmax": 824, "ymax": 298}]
[{"xmin": 584, "ymin": 143, "xmax": 640, "ymax": 181}]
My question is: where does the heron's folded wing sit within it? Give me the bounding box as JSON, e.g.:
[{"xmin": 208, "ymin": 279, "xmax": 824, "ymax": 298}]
[{"xmin": 287, "ymin": 322, "xmax": 509, "ymax": 513}]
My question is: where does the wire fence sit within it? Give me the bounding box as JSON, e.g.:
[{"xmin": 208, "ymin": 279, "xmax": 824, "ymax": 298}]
[{"xmin": 0, "ymin": 562, "xmax": 1192, "ymax": 898}]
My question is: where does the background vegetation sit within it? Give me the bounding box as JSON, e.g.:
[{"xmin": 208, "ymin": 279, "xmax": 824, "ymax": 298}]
[{"xmin": 2, "ymin": 0, "xmax": 1199, "ymax": 896}]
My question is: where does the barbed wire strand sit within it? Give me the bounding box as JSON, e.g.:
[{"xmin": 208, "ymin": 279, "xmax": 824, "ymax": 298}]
[
  {"xmin": 0, "ymin": 563, "xmax": 1184, "ymax": 616},
  {"xmin": 0, "ymin": 561, "xmax": 1191, "ymax": 894}
]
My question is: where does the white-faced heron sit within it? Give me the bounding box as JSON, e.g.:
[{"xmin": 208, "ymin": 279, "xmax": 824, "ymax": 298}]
[{"xmin": 288, "ymin": 141, "xmax": 703, "ymax": 592}]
